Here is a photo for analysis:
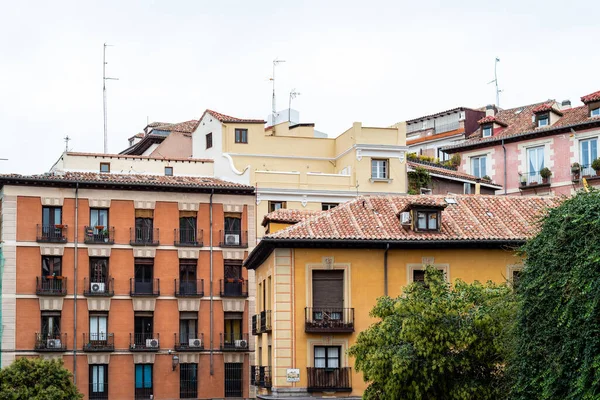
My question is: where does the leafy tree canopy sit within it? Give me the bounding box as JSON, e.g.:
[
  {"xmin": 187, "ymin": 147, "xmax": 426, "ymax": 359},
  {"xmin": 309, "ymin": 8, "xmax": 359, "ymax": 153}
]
[
  {"xmin": 510, "ymin": 190, "xmax": 600, "ymax": 399},
  {"xmin": 0, "ymin": 357, "xmax": 83, "ymax": 400},
  {"xmin": 348, "ymin": 267, "xmax": 515, "ymax": 400}
]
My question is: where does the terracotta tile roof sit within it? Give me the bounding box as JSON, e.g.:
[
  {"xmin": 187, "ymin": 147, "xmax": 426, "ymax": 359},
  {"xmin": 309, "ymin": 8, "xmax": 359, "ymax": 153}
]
[
  {"xmin": 407, "ymin": 161, "xmax": 501, "ymax": 187},
  {"xmin": 128, "ymin": 132, "xmax": 146, "ymax": 141},
  {"xmin": 65, "ymin": 152, "xmax": 212, "ymax": 163},
  {"xmin": 266, "ymin": 194, "xmax": 561, "ymax": 242},
  {"xmin": 0, "ymin": 172, "xmax": 254, "ymax": 192},
  {"xmin": 477, "ymin": 115, "xmax": 508, "ymax": 127},
  {"xmin": 261, "ymin": 209, "xmax": 323, "ymax": 227},
  {"xmin": 406, "ymin": 128, "xmax": 465, "ymax": 145},
  {"xmin": 532, "ymin": 103, "xmax": 563, "ymax": 116},
  {"xmin": 204, "ymin": 109, "xmax": 266, "ymax": 124},
  {"xmin": 581, "ymin": 90, "xmax": 600, "ymax": 104},
  {"xmin": 152, "ymin": 120, "xmax": 198, "ymax": 134}
]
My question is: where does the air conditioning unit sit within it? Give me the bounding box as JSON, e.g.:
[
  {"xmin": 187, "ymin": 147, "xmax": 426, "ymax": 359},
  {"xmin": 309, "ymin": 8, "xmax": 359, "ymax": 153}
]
[
  {"xmin": 188, "ymin": 338, "xmax": 202, "ymax": 348},
  {"xmin": 146, "ymin": 338, "xmax": 159, "ymax": 348},
  {"xmin": 235, "ymin": 339, "xmax": 248, "ymax": 349},
  {"xmin": 47, "ymin": 339, "xmax": 61, "ymax": 348},
  {"xmin": 225, "ymin": 234, "xmax": 240, "ymax": 246},
  {"xmin": 90, "ymin": 282, "xmax": 105, "ymax": 293}
]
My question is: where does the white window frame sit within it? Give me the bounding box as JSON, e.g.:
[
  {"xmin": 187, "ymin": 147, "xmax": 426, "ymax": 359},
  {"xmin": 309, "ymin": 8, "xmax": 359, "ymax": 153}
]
[
  {"xmin": 537, "ymin": 114, "xmax": 549, "ymax": 127},
  {"xmin": 580, "ymin": 137, "xmax": 598, "ymax": 172},
  {"xmin": 470, "ymin": 156, "xmax": 487, "ymax": 178},
  {"xmin": 482, "ymin": 125, "xmax": 493, "ymax": 138},
  {"xmin": 527, "ymin": 146, "xmax": 545, "ymax": 174},
  {"xmin": 407, "ymin": 264, "xmax": 449, "ymax": 284},
  {"xmin": 371, "ymin": 159, "xmax": 388, "ymax": 180},
  {"xmin": 90, "ymin": 315, "xmax": 108, "ymax": 341},
  {"xmin": 592, "ymin": 107, "xmax": 600, "ymax": 117}
]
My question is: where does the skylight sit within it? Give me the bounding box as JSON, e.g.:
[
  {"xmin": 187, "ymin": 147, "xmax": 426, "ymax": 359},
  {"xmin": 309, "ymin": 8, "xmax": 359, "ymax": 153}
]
[{"xmin": 445, "ymin": 198, "xmax": 457, "ymax": 204}]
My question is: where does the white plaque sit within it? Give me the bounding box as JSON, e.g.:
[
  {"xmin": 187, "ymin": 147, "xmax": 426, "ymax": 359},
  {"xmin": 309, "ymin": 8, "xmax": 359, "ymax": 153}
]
[{"xmin": 286, "ymin": 368, "xmax": 300, "ymax": 382}]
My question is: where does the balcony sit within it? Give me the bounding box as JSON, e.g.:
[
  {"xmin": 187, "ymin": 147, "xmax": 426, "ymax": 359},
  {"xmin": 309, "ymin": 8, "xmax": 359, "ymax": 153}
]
[
  {"xmin": 129, "ymin": 227, "xmax": 159, "ymax": 246},
  {"xmin": 174, "ymin": 333, "xmax": 205, "ymax": 351},
  {"xmin": 129, "ymin": 333, "xmax": 160, "ymax": 351},
  {"xmin": 83, "ymin": 277, "xmax": 114, "ymax": 297},
  {"xmin": 84, "ymin": 226, "xmax": 115, "ymax": 244},
  {"xmin": 130, "ymin": 278, "xmax": 160, "ymax": 297},
  {"xmin": 220, "ymin": 333, "xmax": 249, "ymax": 351},
  {"xmin": 36, "ymin": 276, "xmax": 67, "ymax": 296},
  {"xmin": 253, "ymin": 366, "xmax": 272, "ymax": 388},
  {"xmin": 253, "ymin": 311, "xmax": 272, "ymax": 335},
  {"xmin": 219, "ymin": 230, "xmax": 248, "ymax": 248},
  {"xmin": 252, "ymin": 315, "xmax": 258, "ymax": 335},
  {"xmin": 36, "ymin": 224, "xmax": 67, "ymax": 243},
  {"xmin": 572, "ymin": 164, "xmax": 600, "ymax": 182},
  {"xmin": 307, "ymin": 367, "xmax": 352, "ymax": 392},
  {"xmin": 220, "ymin": 279, "xmax": 248, "ymax": 297},
  {"xmin": 174, "ymin": 228, "xmax": 203, "ymax": 247},
  {"xmin": 34, "ymin": 332, "xmax": 67, "ymax": 352},
  {"xmin": 519, "ymin": 170, "xmax": 551, "ymax": 189},
  {"xmin": 174, "ymin": 279, "xmax": 204, "ymax": 297},
  {"xmin": 305, "ymin": 308, "xmax": 355, "ymax": 333},
  {"xmin": 83, "ymin": 333, "xmax": 115, "ymax": 352}
]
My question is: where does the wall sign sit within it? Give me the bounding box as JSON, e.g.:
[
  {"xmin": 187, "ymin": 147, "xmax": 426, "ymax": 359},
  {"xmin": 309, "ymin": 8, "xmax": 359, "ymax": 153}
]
[{"xmin": 286, "ymin": 368, "xmax": 300, "ymax": 382}]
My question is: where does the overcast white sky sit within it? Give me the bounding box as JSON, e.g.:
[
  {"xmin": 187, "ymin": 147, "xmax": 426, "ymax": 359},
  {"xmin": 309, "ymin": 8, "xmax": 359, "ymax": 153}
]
[{"xmin": 1, "ymin": 0, "xmax": 598, "ymax": 174}]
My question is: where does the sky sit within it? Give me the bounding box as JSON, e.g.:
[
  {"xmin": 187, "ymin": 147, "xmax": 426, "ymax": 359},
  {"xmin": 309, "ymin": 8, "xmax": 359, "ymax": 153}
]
[{"xmin": 1, "ymin": 0, "xmax": 599, "ymax": 174}]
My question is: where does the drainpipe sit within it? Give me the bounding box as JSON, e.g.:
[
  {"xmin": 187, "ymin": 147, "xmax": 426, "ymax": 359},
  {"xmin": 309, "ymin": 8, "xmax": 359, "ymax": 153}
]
[
  {"xmin": 209, "ymin": 189, "xmax": 214, "ymax": 375},
  {"xmin": 384, "ymin": 243, "xmax": 390, "ymax": 296},
  {"xmin": 73, "ymin": 182, "xmax": 79, "ymax": 384},
  {"xmin": 502, "ymin": 139, "xmax": 507, "ymax": 195}
]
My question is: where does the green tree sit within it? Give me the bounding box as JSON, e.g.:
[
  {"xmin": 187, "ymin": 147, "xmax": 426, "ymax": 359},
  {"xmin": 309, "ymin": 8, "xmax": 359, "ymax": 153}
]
[
  {"xmin": 510, "ymin": 190, "xmax": 600, "ymax": 399},
  {"xmin": 0, "ymin": 357, "xmax": 83, "ymax": 400},
  {"xmin": 348, "ymin": 267, "xmax": 515, "ymax": 400}
]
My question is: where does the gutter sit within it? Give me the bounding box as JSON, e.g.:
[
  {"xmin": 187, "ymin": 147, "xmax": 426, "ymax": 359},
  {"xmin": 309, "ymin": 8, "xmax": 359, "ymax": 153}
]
[
  {"xmin": 209, "ymin": 189, "xmax": 214, "ymax": 375},
  {"xmin": 73, "ymin": 182, "xmax": 79, "ymax": 384},
  {"xmin": 384, "ymin": 243, "xmax": 389, "ymax": 296}
]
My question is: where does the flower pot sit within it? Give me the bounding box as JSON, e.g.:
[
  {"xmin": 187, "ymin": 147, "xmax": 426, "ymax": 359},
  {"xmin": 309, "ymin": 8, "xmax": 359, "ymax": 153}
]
[
  {"xmin": 520, "ymin": 181, "xmax": 526, "ymax": 187},
  {"xmin": 542, "ymin": 177, "xmax": 549, "ymax": 184},
  {"xmin": 95, "ymin": 225, "xmax": 104, "ymax": 230},
  {"xmin": 104, "ymin": 238, "xmax": 109, "ymax": 243},
  {"xmin": 55, "ymin": 224, "xmax": 64, "ymax": 229}
]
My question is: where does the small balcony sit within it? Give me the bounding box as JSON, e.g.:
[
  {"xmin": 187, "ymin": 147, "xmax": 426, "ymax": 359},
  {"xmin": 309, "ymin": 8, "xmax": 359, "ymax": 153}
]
[
  {"xmin": 83, "ymin": 333, "xmax": 115, "ymax": 352},
  {"xmin": 130, "ymin": 278, "xmax": 160, "ymax": 297},
  {"xmin": 36, "ymin": 276, "xmax": 67, "ymax": 296},
  {"xmin": 130, "ymin": 227, "xmax": 159, "ymax": 246},
  {"xmin": 174, "ymin": 228, "xmax": 203, "ymax": 247},
  {"xmin": 572, "ymin": 164, "xmax": 600, "ymax": 181},
  {"xmin": 253, "ymin": 366, "xmax": 272, "ymax": 388},
  {"xmin": 36, "ymin": 224, "xmax": 67, "ymax": 243},
  {"xmin": 220, "ymin": 279, "xmax": 248, "ymax": 297},
  {"xmin": 307, "ymin": 367, "xmax": 352, "ymax": 392},
  {"xmin": 84, "ymin": 226, "xmax": 115, "ymax": 244},
  {"xmin": 253, "ymin": 311, "xmax": 272, "ymax": 335},
  {"xmin": 220, "ymin": 332, "xmax": 249, "ymax": 351},
  {"xmin": 174, "ymin": 279, "xmax": 204, "ymax": 297},
  {"xmin": 129, "ymin": 333, "xmax": 160, "ymax": 351},
  {"xmin": 219, "ymin": 230, "xmax": 248, "ymax": 248},
  {"xmin": 519, "ymin": 170, "xmax": 551, "ymax": 189},
  {"xmin": 83, "ymin": 277, "xmax": 114, "ymax": 297},
  {"xmin": 252, "ymin": 315, "xmax": 258, "ymax": 335},
  {"xmin": 305, "ymin": 308, "xmax": 355, "ymax": 333},
  {"xmin": 174, "ymin": 333, "xmax": 205, "ymax": 351},
  {"xmin": 34, "ymin": 332, "xmax": 67, "ymax": 352}
]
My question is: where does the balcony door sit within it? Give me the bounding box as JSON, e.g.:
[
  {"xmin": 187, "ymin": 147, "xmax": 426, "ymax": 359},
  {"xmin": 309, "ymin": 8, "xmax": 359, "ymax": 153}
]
[
  {"xmin": 41, "ymin": 256, "xmax": 63, "ymax": 292},
  {"xmin": 224, "ymin": 214, "xmax": 241, "ymax": 243},
  {"xmin": 90, "ymin": 314, "xmax": 108, "ymax": 342},
  {"xmin": 581, "ymin": 138, "xmax": 598, "ymax": 175},
  {"xmin": 134, "ymin": 314, "xmax": 153, "ymax": 345},
  {"xmin": 41, "ymin": 312, "xmax": 61, "ymax": 339},
  {"xmin": 179, "ymin": 260, "xmax": 197, "ymax": 295},
  {"xmin": 224, "ymin": 312, "xmax": 243, "ymax": 346},
  {"xmin": 90, "ymin": 258, "xmax": 108, "ymax": 289},
  {"xmin": 41, "ymin": 206, "xmax": 62, "ymax": 240},
  {"xmin": 527, "ymin": 146, "xmax": 545, "ymax": 179},
  {"xmin": 90, "ymin": 208, "xmax": 109, "ymax": 238},
  {"xmin": 179, "ymin": 213, "xmax": 197, "ymax": 244},
  {"xmin": 179, "ymin": 312, "xmax": 198, "ymax": 344},
  {"xmin": 224, "ymin": 261, "xmax": 242, "ymax": 296},
  {"xmin": 135, "ymin": 210, "xmax": 154, "ymax": 243},
  {"xmin": 134, "ymin": 259, "xmax": 153, "ymax": 294},
  {"xmin": 312, "ymin": 270, "xmax": 344, "ymax": 321}
]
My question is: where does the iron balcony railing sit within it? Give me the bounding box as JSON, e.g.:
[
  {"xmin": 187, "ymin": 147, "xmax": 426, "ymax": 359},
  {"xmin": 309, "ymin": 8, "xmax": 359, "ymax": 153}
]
[
  {"xmin": 84, "ymin": 226, "xmax": 115, "ymax": 244},
  {"xmin": 219, "ymin": 230, "xmax": 248, "ymax": 248},
  {"xmin": 220, "ymin": 332, "xmax": 249, "ymax": 351},
  {"xmin": 251, "ymin": 365, "xmax": 257, "ymax": 386},
  {"xmin": 520, "ymin": 170, "xmax": 551, "ymax": 187},
  {"xmin": 305, "ymin": 308, "xmax": 355, "ymax": 333},
  {"xmin": 134, "ymin": 387, "xmax": 153, "ymax": 400},
  {"xmin": 34, "ymin": 332, "xmax": 67, "ymax": 352},
  {"xmin": 130, "ymin": 278, "xmax": 160, "ymax": 297},
  {"xmin": 577, "ymin": 164, "xmax": 597, "ymax": 178},
  {"xmin": 174, "ymin": 333, "xmax": 205, "ymax": 351},
  {"xmin": 83, "ymin": 277, "xmax": 114, "ymax": 297},
  {"xmin": 174, "ymin": 228, "xmax": 203, "ymax": 247},
  {"xmin": 433, "ymin": 121, "xmax": 460, "ymax": 134},
  {"xmin": 174, "ymin": 279, "xmax": 204, "ymax": 297},
  {"xmin": 220, "ymin": 279, "xmax": 248, "ymax": 297},
  {"xmin": 257, "ymin": 366, "xmax": 272, "ymax": 388},
  {"xmin": 129, "ymin": 333, "xmax": 160, "ymax": 351},
  {"xmin": 253, "ymin": 311, "xmax": 272, "ymax": 335},
  {"xmin": 307, "ymin": 367, "xmax": 352, "ymax": 392},
  {"xmin": 36, "ymin": 276, "xmax": 67, "ymax": 296},
  {"xmin": 83, "ymin": 333, "xmax": 115, "ymax": 352},
  {"xmin": 36, "ymin": 224, "xmax": 67, "ymax": 243},
  {"xmin": 129, "ymin": 227, "xmax": 159, "ymax": 246},
  {"xmin": 252, "ymin": 315, "xmax": 258, "ymax": 335}
]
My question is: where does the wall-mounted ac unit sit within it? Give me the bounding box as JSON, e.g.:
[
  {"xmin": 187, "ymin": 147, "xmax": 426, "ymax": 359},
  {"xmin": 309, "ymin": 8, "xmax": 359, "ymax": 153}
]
[
  {"xmin": 90, "ymin": 282, "xmax": 105, "ymax": 293},
  {"xmin": 188, "ymin": 338, "xmax": 202, "ymax": 348},
  {"xmin": 47, "ymin": 339, "xmax": 61, "ymax": 348},
  {"xmin": 225, "ymin": 234, "xmax": 240, "ymax": 246},
  {"xmin": 235, "ymin": 339, "xmax": 248, "ymax": 349},
  {"xmin": 146, "ymin": 338, "xmax": 159, "ymax": 348}
]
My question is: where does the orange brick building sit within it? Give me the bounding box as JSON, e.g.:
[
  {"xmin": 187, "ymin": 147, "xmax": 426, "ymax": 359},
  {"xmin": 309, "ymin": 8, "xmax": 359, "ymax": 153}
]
[{"xmin": 0, "ymin": 158, "xmax": 257, "ymax": 399}]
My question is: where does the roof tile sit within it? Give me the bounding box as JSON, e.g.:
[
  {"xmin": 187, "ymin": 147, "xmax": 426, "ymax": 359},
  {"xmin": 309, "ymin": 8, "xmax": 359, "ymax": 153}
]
[
  {"xmin": 205, "ymin": 109, "xmax": 265, "ymax": 124},
  {"xmin": 261, "ymin": 209, "xmax": 323, "ymax": 227}
]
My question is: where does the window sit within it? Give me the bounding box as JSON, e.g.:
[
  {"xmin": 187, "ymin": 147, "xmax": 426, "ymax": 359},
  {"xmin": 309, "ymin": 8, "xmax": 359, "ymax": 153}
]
[
  {"xmin": 135, "ymin": 364, "xmax": 153, "ymax": 400},
  {"xmin": 527, "ymin": 146, "xmax": 545, "ymax": 175},
  {"xmin": 90, "ymin": 208, "xmax": 108, "ymax": 228},
  {"xmin": 314, "ymin": 346, "xmax": 340, "ymax": 369},
  {"xmin": 235, "ymin": 128, "xmax": 248, "ymax": 144},
  {"xmin": 134, "ymin": 312, "xmax": 154, "ymax": 347},
  {"xmin": 179, "ymin": 211, "xmax": 197, "ymax": 245},
  {"xmin": 165, "ymin": 166, "xmax": 173, "ymax": 176},
  {"xmin": 134, "ymin": 209, "xmax": 154, "ymax": 243},
  {"xmin": 512, "ymin": 269, "xmax": 522, "ymax": 287},
  {"xmin": 415, "ymin": 210, "xmax": 440, "ymax": 231},
  {"xmin": 90, "ymin": 258, "xmax": 108, "ymax": 286},
  {"xmin": 321, "ymin": 203, "xmax": 338, "ymax": 211},
  {"xmin": 89, "ymin": 364, "xmax": 108, "ymax": 400},
  {"xmin": 90, "ymin": 313, "xmax": 108, "ymax": 342},
  {"xmin": 413, "ymin": 269, "xmax": 426, "ymax": 283},
  {"xmin": 224, "ymin": 312, "xmax": 243, "ymax": 344},
  {"xmin": 224, "ymin": 214, "xmax": 241, "ymax": 235},
  {"xmin": 409, "ymin": 265, "xmax": 448, "ymax": 284},
  {"xmin": 268, "ymin": 201, "xmax": 286, "ymax": 212},
  {"xmin": 463, "ymin": 183, "xmax": 472, "ymax": 194},
  {"xmin": 312, "ymin": 270, "xmax": 343, "ymax": 321},
  {"xmin": 206, "ymin": 132, "xmax": 213, "ymax": 149},
  {"xmin": 42, "ymin": 206, "xmax": 62, "ymax": 227},
  {"xmin": 537, "ymin": 113, "xmax": 549, "ymax": 127},
  {"xmin": 100, "ymin": 163, "xmax": 110, "ymax": 173},
  {"xmin": 592, "ymin": 108, "xmax": 600, "ymax": 117},
  {"xmin": 482, "ymin": 124, "xmax": 493, "ymax": 138},
  {"xmin": 470, "ymin": 156, "xmax": 487, "ymax": 178},
  {"xmin": 41, "ymin": 311, "xmax": 61, "ymax": 339},
  {"xmin": 134, "ymin": 258, "xmax": 154, "ymax": 295},
  {"xmin": 224, "ymin": 363, "xmax": 243, "ymax": 397},
  {"xmin": 180, "ymin": 363, "xmax": 198, "ymax": 398},
  {"xmin": 179, "ymin": 312, "xmax": 198, "ymax": 344},
  {"xmin": 371, "ymin": 159, "xmax": 388, "ymax": 179},
  {"xmin": 179, "ymin": 259, "xmax": 197, "ymax": 295},
  {"xmin": 580, "ymin": 138, "xmax": 598, "ymax": 171},
  {"xmin": 42, "ymin": 256, "xmax": 62, "ymax": 278}
]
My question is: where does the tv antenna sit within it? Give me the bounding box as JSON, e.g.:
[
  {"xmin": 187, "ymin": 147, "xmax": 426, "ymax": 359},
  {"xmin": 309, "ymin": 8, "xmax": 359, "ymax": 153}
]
[
  {"xmin": 487, "ymin": 57, "xmax": 502, "ymax": 107},
  {"xmin": 64, "ymin": 135, "xmax": 71, "ymax": 152},
  {"xmin": 270, "ymin": 58, "xmax": 286, "ymax": 126},
  {"xmin": 103, "ymin": 43, "xmax": 119, "ymax": 154},
  {"xmin": 288, "ymin": 89, "xmax": 301, "ymax": 122}
]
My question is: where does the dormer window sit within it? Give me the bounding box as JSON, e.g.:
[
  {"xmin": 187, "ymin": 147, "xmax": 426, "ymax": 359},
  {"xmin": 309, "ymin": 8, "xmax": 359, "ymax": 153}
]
[
  {"xmin": 537, "ymin": 113, "xmax": 549, "ymax": 127},
  {"xmin": 592, "ymin": 107, "xmax": 600, "ymax": 117},
  {"xmin": 482, "ymin": 124, "xmax": 493, "ymax": 138},
  {"xmin": 415, "ymin": 210, "xmax": 440, "ymax": 232}
]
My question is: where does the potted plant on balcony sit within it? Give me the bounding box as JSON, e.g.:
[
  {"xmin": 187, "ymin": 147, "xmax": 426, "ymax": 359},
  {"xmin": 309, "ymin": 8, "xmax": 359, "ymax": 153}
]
[
  {"xmin": 54, "ymin": 224, "xmax": 64, "ymax": 229},
  {"xmin": 571, "ymin": 162, "xmax": 581, "ymax": 181},
  {"xmin": 95, "ymin": 225, "xmax": 104, "ymax": 230},
  {"xmin": 482, "ymin": 175, "xmax": 491, "ymax": 181},
  {"xmin": 519, "ymin": 173, "xmax": 526, "ymax": 187},
  {"xmin": 101, "ymin": 229, "xmax": 110, "ymax": 242},
  {"xmin": 540, "ymin": 167, "xmax": 552, "ymax": 184},
  {"xmin": 592, "ymin": 158, "xmax": 600, "ymax": 176}
]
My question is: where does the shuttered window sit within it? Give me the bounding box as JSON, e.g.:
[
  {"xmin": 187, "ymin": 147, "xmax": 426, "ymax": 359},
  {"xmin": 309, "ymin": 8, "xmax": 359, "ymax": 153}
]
[{"xmin": 312, "ymin": 270, "xmax": 343, "ymax": 309}]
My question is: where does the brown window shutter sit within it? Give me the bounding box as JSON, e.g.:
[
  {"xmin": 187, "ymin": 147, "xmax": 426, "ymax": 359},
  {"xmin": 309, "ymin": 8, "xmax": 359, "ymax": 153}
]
[
  {"xmin": 312, "ymin": 270, "xmax": 344, "ymax": 309},
  {"xmin": 135, "ymin": 209, "xmax": 154, "ymax": 218},
  {"xmin": 179, "ymin": 211, "xmax": 197, "ymax": 218}
]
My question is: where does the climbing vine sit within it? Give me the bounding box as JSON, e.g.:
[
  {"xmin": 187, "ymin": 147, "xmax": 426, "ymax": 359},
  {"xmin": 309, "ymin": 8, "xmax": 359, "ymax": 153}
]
[{"xmin": 408, "ymin": 166, "xmax": 432, "ymax": 194}]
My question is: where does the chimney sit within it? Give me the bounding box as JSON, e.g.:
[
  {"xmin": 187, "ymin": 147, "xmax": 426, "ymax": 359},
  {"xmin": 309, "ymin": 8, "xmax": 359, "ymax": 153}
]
[
  {"xmin": 561, "ymin": 100, "xmax": 572, "ymax": 110},
  {"xmin": 485, "ymin": 104, "xmax": 495, "ymax": 117},
  {"xmin": 475, "ymin": 178, "xmax": 481, "ymax": 195}
]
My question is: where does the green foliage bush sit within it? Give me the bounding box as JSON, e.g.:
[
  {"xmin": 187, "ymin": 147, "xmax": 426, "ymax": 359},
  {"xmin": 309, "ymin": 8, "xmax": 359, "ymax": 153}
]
[{"xmin": 407, "ymin": 167, "xmax": 432, "ymax": 195}]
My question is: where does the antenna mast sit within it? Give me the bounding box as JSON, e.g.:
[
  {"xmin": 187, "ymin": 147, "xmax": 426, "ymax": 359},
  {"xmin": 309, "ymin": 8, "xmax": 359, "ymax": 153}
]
[
  {"xmin": 488, "ymin": 57, "xmax": 502, "ymax": 107},
  {"xmin": 103, "ymin": 43, "xmax": 119, "ymax": 154},
  {"xmin": 64, "ymin": 136, "xmax": 71, "ymax": 153},
  {"xmin": 271, "ymin": 58, "xmax": 286, "ymax": 126}
]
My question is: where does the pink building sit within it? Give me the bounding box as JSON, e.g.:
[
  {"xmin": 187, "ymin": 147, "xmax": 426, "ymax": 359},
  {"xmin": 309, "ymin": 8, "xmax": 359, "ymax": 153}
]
[{"xmin": 443, "ymin": 90, "xmax": 600, "ymax": 196}]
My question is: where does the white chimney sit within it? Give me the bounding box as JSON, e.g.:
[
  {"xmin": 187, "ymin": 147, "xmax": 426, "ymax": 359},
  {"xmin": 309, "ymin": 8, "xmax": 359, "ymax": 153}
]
[
  {"xmin": 485, "ymin": 105, "xmax": 496, "ymax": 117},
  {"xmin": 561, "ymin": 100, "xmax": 572, "ymax": 110}
]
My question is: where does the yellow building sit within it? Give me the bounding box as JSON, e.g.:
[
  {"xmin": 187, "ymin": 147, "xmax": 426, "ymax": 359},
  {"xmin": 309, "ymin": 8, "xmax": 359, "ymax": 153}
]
[{"xmin": 244, "ymin": 194, "xmax": 560, "ymax": 398}]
